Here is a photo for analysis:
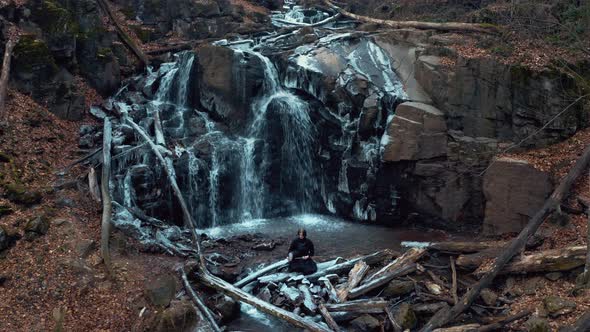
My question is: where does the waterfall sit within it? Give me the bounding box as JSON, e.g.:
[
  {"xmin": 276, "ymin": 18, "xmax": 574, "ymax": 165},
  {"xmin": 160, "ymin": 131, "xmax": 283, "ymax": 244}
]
[{"xmin": 238, "ymin": 50, "xmax": 318, "ymax": 219}]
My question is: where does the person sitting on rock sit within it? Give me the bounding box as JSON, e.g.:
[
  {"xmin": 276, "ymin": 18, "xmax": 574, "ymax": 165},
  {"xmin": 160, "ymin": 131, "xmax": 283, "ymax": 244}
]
[{"xmin": 287, "ymin": 228, "xmax": 317, "ymax": 275}]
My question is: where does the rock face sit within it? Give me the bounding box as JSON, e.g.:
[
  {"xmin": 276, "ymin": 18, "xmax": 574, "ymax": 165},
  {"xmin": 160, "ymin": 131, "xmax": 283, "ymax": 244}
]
[
  {"xmin": 381, "ymin": 102, "xmax": 447, "ymax": 162},
  {"xmin": 483, "ymin": 157, "xmax": 552, "ymax": 234}
]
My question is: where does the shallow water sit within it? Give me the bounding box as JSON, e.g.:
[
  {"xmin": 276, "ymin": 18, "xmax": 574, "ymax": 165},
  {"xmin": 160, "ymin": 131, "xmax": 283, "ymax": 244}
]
[{"xmin": 200, "ymin": 214, "xmax": 451, "ymax": 331}]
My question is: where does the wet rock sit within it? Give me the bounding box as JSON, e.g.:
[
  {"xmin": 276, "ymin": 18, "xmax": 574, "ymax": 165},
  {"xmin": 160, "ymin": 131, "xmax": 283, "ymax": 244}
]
[
  {"xmin": 480, "ymin": 288, "xmax": 498, "ymax": 306},
  {"xmin": 3, "ymin": 183, "xmax": 42, "ymax": 206},
  {"xmin": 526, "ymin": 316, "xmax": 550, "ymax": 332},
  {"xmin": 24, "ymin": 215, "xmax": 50, "ymax": 240},
  {"xmin": 298, "ymin": 284, "xmax": 317, "ymax": 314},
  {"xmin": 213, "ymin": 295, "xmax": 239, "ymax": 322},
  {"xmin": 145, "ymin": 275, "xmax": 178, "ymax": 307},
  {"xmin": 279, "ymin": 283, "xmax": 302, "ymax": 304},
  {"xmin": 151, "ymin": 299, "xmax": 198, "ymax": 332},
  {"xmin": 524, "ymin": 277, "xmax": 543, "ymax": 295},
  {"xmin": 56, "ymin": 196, "xmax": 75, "ymax": 208},
  {"xmin": 483, "ymin": 157, "xmax": 552, "ymax": 235},
  {"xmin": 350, "ymin": 314, "xmax": 380, "ymax": 332},
  {"xmin": 394, "ymin": 303, "xmax": 417, "ymax": 330},
  {"xmin": 543, "ymin": 295, "xmax": 576, "ymax": 317},
  {"xmin": 381, "ymin": 102, "xmax": 447, "ymax": 162}
]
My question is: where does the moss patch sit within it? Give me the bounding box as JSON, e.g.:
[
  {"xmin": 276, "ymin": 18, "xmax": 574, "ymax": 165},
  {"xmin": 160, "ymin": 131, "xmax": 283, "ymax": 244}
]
[
  {"xmin": 33, "ymin": 0, "xmax": 79, "ymax": 35},
  {"xmin": 13, "ymin": 35, "xmax": 58, "ymax": 74}
]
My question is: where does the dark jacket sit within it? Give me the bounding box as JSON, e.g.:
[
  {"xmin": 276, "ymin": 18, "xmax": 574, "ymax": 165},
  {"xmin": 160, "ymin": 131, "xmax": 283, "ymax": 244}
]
[{"xmin": 288, "ymin": 238, "xmax": 314, "ymax": 258}]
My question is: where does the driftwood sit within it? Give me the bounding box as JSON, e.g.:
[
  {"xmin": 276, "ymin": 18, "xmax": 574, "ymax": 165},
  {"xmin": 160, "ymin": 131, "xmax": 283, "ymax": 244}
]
[
  {"xmin": 88, "ymin": 167, "xmax": 101, "ymax": 202},
  {"xmin": 402, "ymin": 241, "xmax": 508, "ymax": 254},
  {"xmin": 337, "ymin": 260, "xmax": 369, "ymax": 302},
  {"xmin": 348, "ymin": 263, "xmax": 416, "ymax": 299},
  {"xmin": 450, "ymin": 257, "xmax": 458, "ymax": 305},
  {"xmin": 432, "ymin": 324, "xmax": 481, "ymax": 332},
  {"xmin": 477, "ymin": 310, "xmax": 532, "ymax": 332},
  {"xmin": 100, "ymin": 118, "xmax": 113, "ymax": 275},
  {"xmin": 323, "ymin": 0, "xmax": 499, "ymax": 34},
  {"xmin": 385, "ymin": 306, "xmax": 403, "ymax": 332},
  {"xmin": 180, "ymin": 267, "xmax": 222, "ymax": 332},
  {"xmin": 318, "ymin": 302, "xmax": 341, "ymax": 332},
  {"xmin": 235, "ymin": 259, "xmax": 289, "ymax": 288},
  {"xmin": 363, "ymin": 248, "xmax": 426, "ymax": 285},
  {"xmin": 455, "ymin": 246, "xmax": 586, "ymax": 275},
  {"xmin": 63, "ymin": 148, "xmax": 102, "ymax": 172},
  {"xmin": 325, "ymin": 298, "xmax": 388, "ymax": 314},
  {"xmin": 96, "ymin": 0, "xmax": 149, "ymax": 67},
  {"xmin": 196, "ymin": 264, "xmax": 332, "ymax": 332},
  {"xmin": 319, "ymin": 276, "xmax": 340, "ymax": 303},
  {"xmin": 421, "ymin": 144, "xmax": 590, "ymax": 332},
  {"xmin": 0, "ymin": 35, "xmax": 16, "ymax": 116},
  {"xmin": 307, "ymin": 250, "xmax": 396, "ymax": 282}
]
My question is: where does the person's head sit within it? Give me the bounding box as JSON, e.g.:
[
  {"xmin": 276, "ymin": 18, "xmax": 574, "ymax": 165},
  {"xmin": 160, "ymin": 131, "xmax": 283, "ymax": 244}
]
[{"xmin": 297, "ymin": 228, "xmax": 307, "ymax": 239}]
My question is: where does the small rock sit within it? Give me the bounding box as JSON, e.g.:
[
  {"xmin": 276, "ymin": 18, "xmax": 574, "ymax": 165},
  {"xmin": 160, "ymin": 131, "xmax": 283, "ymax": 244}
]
[
  {"xmin": 526, "ymin": 316, "xmax": 550, "ymax": 332},
  {"xmin": 383, "ymin": 280, "xmax": 414, "ymax": 297},
  {"xmin": 394, "ymin": 303, "xmax": 417, "ymax": 330},
  {"xmin": 298, "ymin": 284, "xmax": 317, "ymax": 314},
  {"xmin": 257, "ymin": 287, "xmax": 272, "ymax": 302},
  {"xmin": 145, "ymin": 274, "xmax": 178, "ymax": 307},
  {"xmin": 545, "ymin": 272, "xmax": 562, "ymax": 281},
  {"xmin": 280, "ymin": 284, "xmax": 302, "ymax": 303},
  {"xmin": 150, "ymin": 299, "xmax": 197, "ymax": 332},
  {"xmin": 350, "ymin": 314, "xmax": 380, "ymax": 332},
  {"xmin": 480, "ymin": 288, "xmax": 498, "ymax": 306},
  {"xmin": 24, "ymin": 215, "xmax": 50, "ymax": 240},
  {"xmin": 56, "ymin": 196, "xmax": 75, "ymax": 208},
  {"xmin": 3, "ymin": 183, "xmax": 42, "ymax": 206},
  {"xmin": 543, "ymin": 295, "xmax": 576, "ymax": 317},
  {"xmin": 425, "ymin": 281, "xmax": 443, "ymax": 295}
]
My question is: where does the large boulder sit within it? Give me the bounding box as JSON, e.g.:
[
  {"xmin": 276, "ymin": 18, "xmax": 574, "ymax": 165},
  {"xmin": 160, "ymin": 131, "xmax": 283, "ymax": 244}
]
[
  {"xmin": 381, "ymin": 102, "xmax": 447, "ymax": 162},
  {"xmin": 483, "ymin": 157, "xmax": 552, "ymax": 234}
]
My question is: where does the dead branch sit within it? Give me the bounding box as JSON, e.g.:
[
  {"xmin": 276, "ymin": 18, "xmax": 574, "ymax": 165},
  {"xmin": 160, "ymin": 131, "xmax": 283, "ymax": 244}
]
[
  {"xmin": 476, "ymin": 310, "xmax": 532, "ymax": 332},
  {"xmin": 323, "ymin": 0, "xmax": 499, "ymax": 34},
  {"xmin": 100, "ymin": 117, "xmax": 113, "ymax": 276},
  {"xmin": 402, "ymin": 241, "xmax": 508, "ymax": 254},
  {"xmin": 325, "ymin": 299, "xmax": 388, "ymax": 314},
  {"xmin": 234, "ymin": 259, "xmax": 289, "ymax": 288},
  {"xmin": 420, "ymin": 144, "xmax": 590, "ymax": 332},
  {"xmin": 363, "ymin": 248, "xmax": 426, "ymax": 284},
  {"xmin": 337, "ymin": 260, "xmax": 369, "ymax": 302},
  {"xmin": 0, "ymin": 35, "xmax": 17, "ymax": 116},
  {"xmin": 319, "ymin": 302, "xmax": 341, "ymax": 332},
  {"xmin": 348, "ymin": 263, "xmax": 416, "ymax": 299},
  {"xmin": 180, "ymin": 267, "xmax": 222, "ymax": 332},
  {"xmin": 96, "ymin": 0, "xmax": 149, "ymax": 67},
  {"xmin": 306, "ymin": 250, "xmax": 396, "ymax": 282},
  {"xmin": 450, "ymin": 257, "xmax": 458, "ymax": 305}
]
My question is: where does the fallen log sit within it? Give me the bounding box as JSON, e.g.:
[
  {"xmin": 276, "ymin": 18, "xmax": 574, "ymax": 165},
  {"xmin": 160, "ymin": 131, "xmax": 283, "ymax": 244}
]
[
  {"xmin": 180, "ymin": 267, "xmax": 222, "ymax": 332},
  {"xmin": 325, "ymin": 298, "xmax": 388, "ymax": 314},
  {"xmin": 337, "ymin": 260, "xmax": 369, "ymax": 302},
  {"xmin": 100, "ymin": 117, "xmax": 113, "ymax": 276},
  {"xmin": 235, "ymin": 259, "xmax": 289, "ymax": 288},
  {"xmin": 433, "ymin": 324, "xmax": 481, "ymax": 332},
  {"xmin": 421, "ymin": 144, "xmax": 590, "ymax": 332},
  {"xmin": 402, "ymin": 241, "xmax": 507, "ymax": 254},
  {"xmin": 323, "ymin": 0, "xmax": 499, "ymax": 34},
  {"xmin": 319, "ymin": 276, "xmax": 340, "ymax": 303},
  {"xmin": 0, "ymin": 34, "xmax": 17, "ymax": 116},
  {"xmin": 196, "ymin": 264, "xmax": 332, "ymax": 332},
  {"xmin": 348, "ymin": 263, "xmax": 416, "ymax": 299},
  {"xmin": 306, "ymin": 250, "xmax": 396, "ymax": 282},
  {"xmin": 363, "ymin": 248, "xmax": 426, "ymax": 285},
  {"xmin": 256, "ymin": 258, "xmax": 342, "ymax": 285},
  {"xmin": 476, "ymin": 310, "xmax": 532, "ymax": 332},
  {"xmin": 456, "ymin": 246, "xmax": 586, "ymax": 276},
  {"xmin": 318, "ymin": 302, "xmax": 341, "ymax": 332},
  {"xmin": 88, "ymin": 167, "xmax": 101, "ymax": 202},
  {"xmin": 96, "ymin": 0, "xmax": 149, "ymax": 67}
]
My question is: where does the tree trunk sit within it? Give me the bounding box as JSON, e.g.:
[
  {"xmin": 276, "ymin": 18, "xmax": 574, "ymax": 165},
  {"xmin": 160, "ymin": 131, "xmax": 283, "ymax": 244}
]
[
  {"xmin": 363, "ymin": 248, "xmax": 426, "ymax": 284},
  {"xmin": 348, "ymin": 263, "xmax": 416, "ymax": 299},
  {"xmin": 319, "ymin": 302, "xmax": 341, "ymax": 332},
  {"xmin": 337, "ymin": 260, "xmax": 369, "ymax": 302},
  {"xmin": 473, "ymin": 246, "xmax": 586, "ymax": 276},
  {"xmin": 476, "ymin": 310, "xmax": 532, "ymax": 332},
  {"xmin": 306, "ymin": 250, "xmax": 396, "ymax": 282},
  {"xmin": 0, "ymin": 36, "xmax": 16, "ymax": 117},
  {"xmin": 196, "ymin": 265, "xmax": 332, "ymax": 332},
  {"xmin": 420, "ymin": 144, "xmax": 590, "ymax": 332},
  {"xmin": 325, "ymin": 299, "xmax": 388, "ymax": 314},
  {"xmin": 402, "ymin": 241, "xmax": 508, "ymax": 253},
  {"xmin": 100, "ymin": 117, "xmax": 113, "ymax": 275},
  {"xmin": 96, "ymin": 0, "xmax": 150, "ymax": 67},
  {"xmin": 323, "ymin": 0, "xmax": 499, "ymax": 34},
  {"xmin": 234, "ymin": 259, "xmax": 289, "ymax": 288}
]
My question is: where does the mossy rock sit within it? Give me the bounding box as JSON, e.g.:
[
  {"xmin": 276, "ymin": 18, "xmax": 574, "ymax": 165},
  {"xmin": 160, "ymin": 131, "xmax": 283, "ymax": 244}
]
[
  {"xmin": 24, "ymin": 215, "xmax": 50, "ymax": 240},
  {"xmin": 3, "ymin": 182, "xmax": 42, "ymax": 206},
  {"xmin": 13, "ymin": 35, "xmax": 58, "ymax": 74},
  {"xmin": 526, "ymin": 317, "xmax": 550, "ymax": 332},
  {"xmin": 151, "ymin": 300, "xmax": 197, "ymax": 332},
  {"xmin": 32, "ymin": 0, "xmax": 79, "ymax": 34},
  {"xmin": 394, "ymin": 303, "xmax": 417, "ymax": 330},
  {"xmin": 543, "ymin": 295, "xmax": 576, "ymax": 317}
]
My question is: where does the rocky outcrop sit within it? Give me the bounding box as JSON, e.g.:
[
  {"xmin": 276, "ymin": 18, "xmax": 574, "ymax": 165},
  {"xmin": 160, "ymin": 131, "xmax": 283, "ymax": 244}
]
[
  {"xmin": 381, "ymin": 102, "xmax": 447, "ymax": 162},
  {"xmin": 483, "ymin": 157, "xmax": 552, "ymax": 235}
]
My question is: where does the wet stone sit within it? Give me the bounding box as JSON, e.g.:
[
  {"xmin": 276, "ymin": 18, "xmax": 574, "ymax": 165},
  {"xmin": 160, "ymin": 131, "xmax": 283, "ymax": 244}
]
[
  {"xmin": 524, "ymin": 277, "xmax": 543, "ymax": 295},
  {"xmin": 480, "ymin": 288, "xmax": 498, "ymax": 306},
  {"xmin": 350, "ymin": 314, "xmax": 380, "ymax": 332},
  {"xmin": 544, "ymin": 272, "xmax": 562, "ymax": 281},
  {"xmin": 526, "ymin": 317, "xmax": 550, "ymax": 332},
  {"xmin": 543, "ymin": 295, "xmax": 576, "ymax": 317}
]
